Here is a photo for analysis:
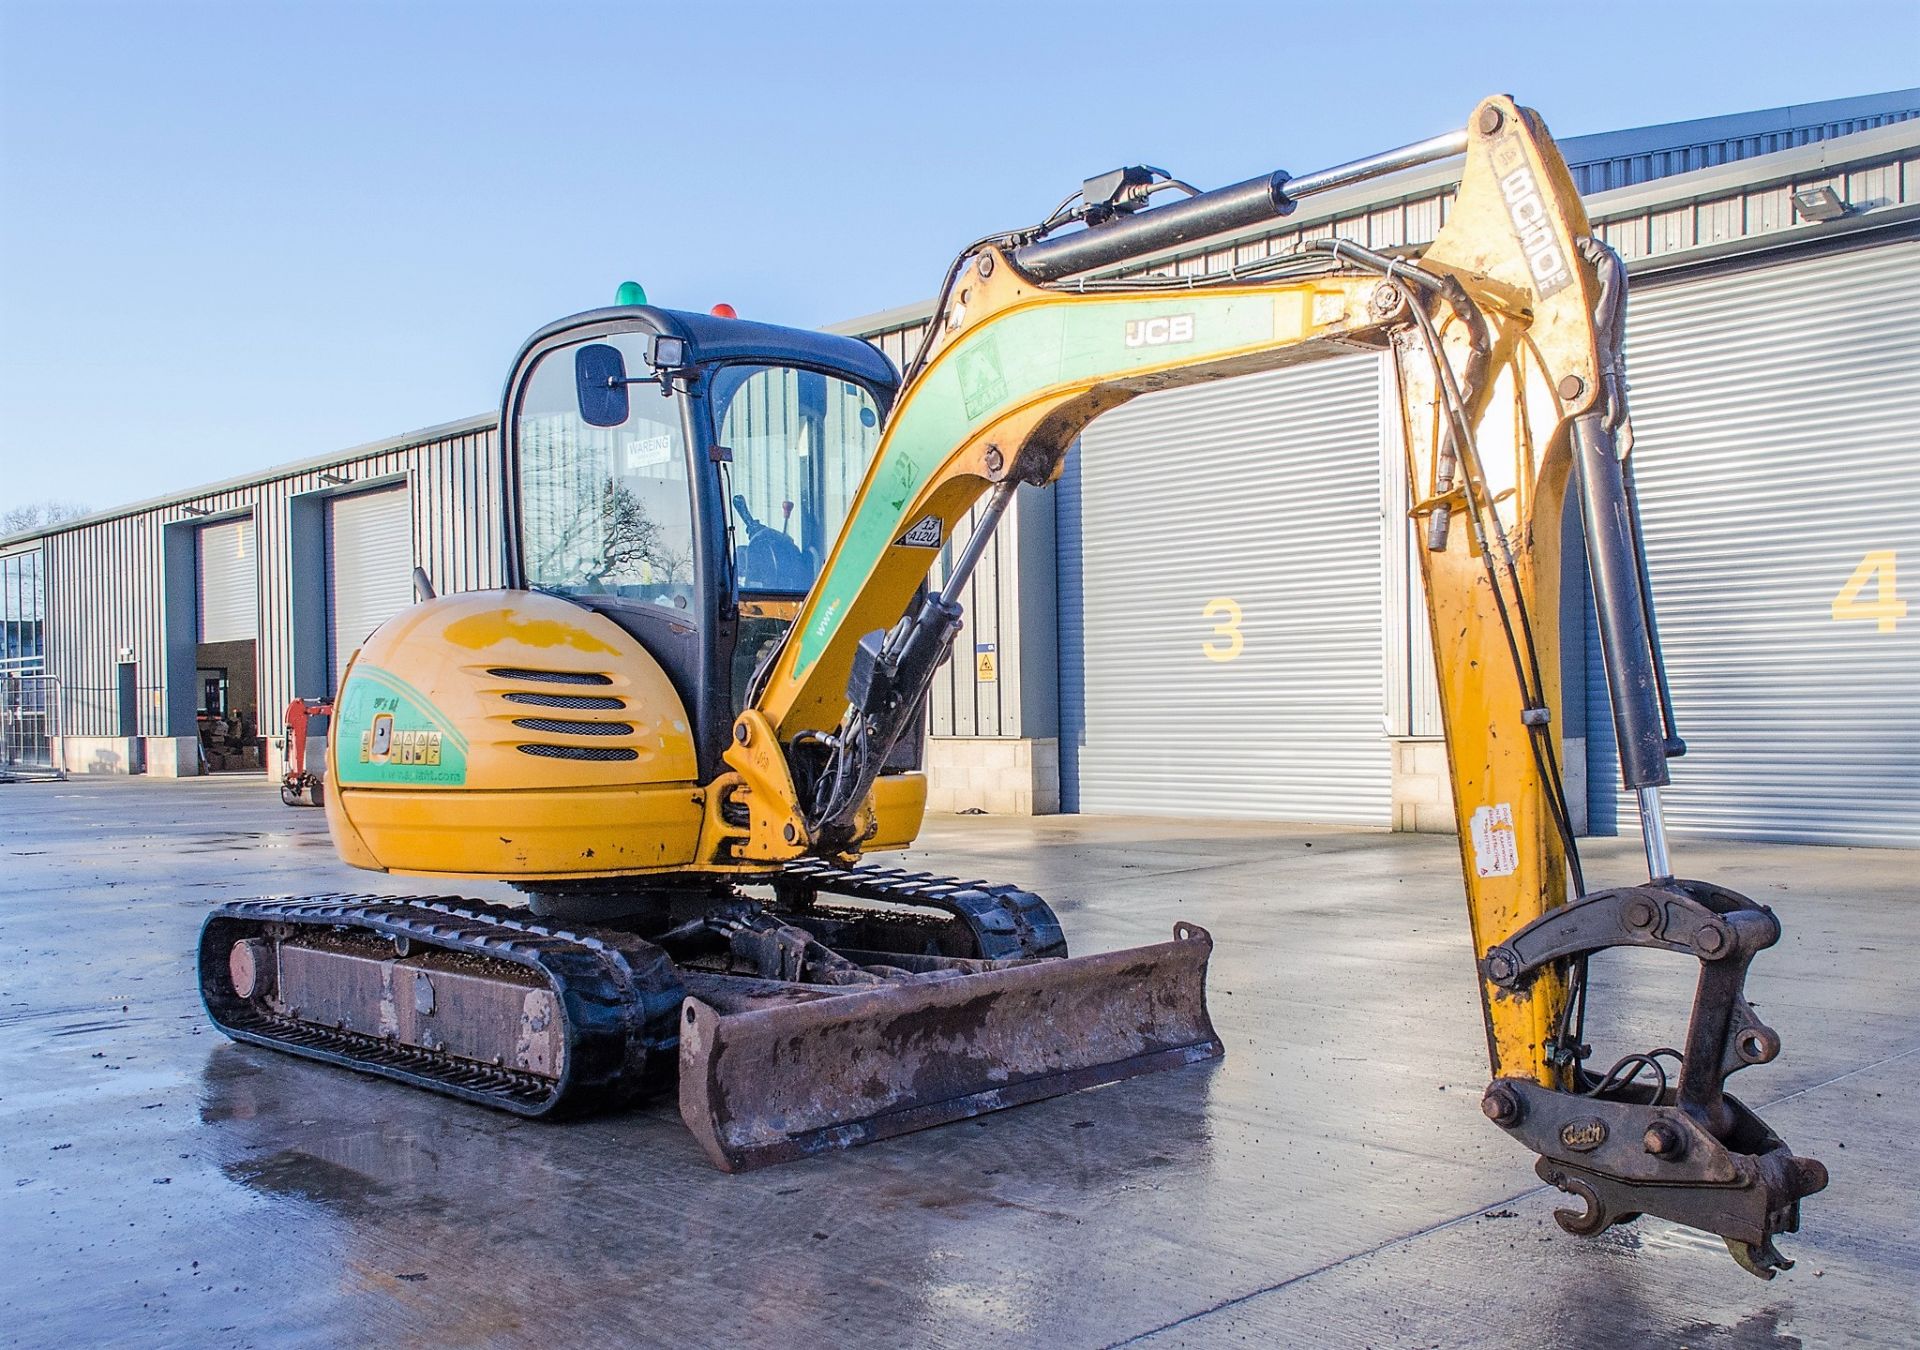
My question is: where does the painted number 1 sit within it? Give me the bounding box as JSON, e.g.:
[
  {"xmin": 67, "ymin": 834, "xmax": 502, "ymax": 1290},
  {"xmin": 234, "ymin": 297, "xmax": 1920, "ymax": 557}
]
[
  {"xmin": 1831, "ymin": 550, "xmax": 1906, "ymax": 633},
  {"xmin": 1202, "ymin": 597, "xmax": 1244, "ymax": 662}
]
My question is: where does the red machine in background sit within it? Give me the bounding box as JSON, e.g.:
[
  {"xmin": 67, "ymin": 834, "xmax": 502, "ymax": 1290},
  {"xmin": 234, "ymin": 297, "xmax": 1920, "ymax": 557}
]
[{"xmin": 278, "ymin": 698, "xmax": 331, "ymax": 807}]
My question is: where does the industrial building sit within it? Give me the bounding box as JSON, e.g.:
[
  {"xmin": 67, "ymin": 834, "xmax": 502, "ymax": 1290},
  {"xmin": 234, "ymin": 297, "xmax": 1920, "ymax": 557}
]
[{"xmin": 2, "ymin": 88, "xmax": 1915, "ymax": 846}]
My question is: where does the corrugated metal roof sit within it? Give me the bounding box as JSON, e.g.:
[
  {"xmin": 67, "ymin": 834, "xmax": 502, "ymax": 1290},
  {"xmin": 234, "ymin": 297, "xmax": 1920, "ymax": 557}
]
[
  {"xmin": 0, "ymin": 413, "xmax": 496, "ymax": 549},
  {"xmin": 1559, "ymin": 87, "xmax": 1920, "ymax": 193}
]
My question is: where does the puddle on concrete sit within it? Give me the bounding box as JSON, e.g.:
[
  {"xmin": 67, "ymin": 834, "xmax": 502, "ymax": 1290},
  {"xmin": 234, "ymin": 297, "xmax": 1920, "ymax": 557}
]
[{"xmin": 224, "ymin": 1148, "xmax": 397, "ymax": 1216}]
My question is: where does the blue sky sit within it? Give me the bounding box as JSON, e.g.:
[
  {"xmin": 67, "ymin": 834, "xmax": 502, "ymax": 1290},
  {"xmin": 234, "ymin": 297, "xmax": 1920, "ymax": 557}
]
[{"xmin": 2, "ymin": 0, "xmax": 1916, "ymax": 516}]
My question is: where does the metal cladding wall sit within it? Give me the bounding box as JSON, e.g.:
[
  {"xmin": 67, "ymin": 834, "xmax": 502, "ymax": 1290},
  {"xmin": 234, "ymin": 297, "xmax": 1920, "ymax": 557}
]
[
  {"xmin": 325, "ymin": 487, "xmax": 416, "ymax": 688},
  {"xmin": 1057, "ymin": 355, "xmax": 1392, "ymax": 822},
  {"xmin": 195, "ymin": 518, "xmax": 258, "ymax": 643},
  {"xmin": 41, "ymin": 418, "xmax": 500, "ymax": 740},
  {"xmin": 1586, "ymin": 239, "xmax": 1920, "ymax": 845}
]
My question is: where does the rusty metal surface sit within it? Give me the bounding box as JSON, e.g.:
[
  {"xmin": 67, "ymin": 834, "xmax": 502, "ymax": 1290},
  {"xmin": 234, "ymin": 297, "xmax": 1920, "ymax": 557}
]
[
  {"xmin": 679, "ymin": 922, "xmax": 1222, "ymax": 1171},
  {"xmin": 265, "ymin": 941, "xmax": 563, "ymax": 1078},
  {"xmin": 198, "ymin": 895, "xmax": 684, "ymax": 1116}
]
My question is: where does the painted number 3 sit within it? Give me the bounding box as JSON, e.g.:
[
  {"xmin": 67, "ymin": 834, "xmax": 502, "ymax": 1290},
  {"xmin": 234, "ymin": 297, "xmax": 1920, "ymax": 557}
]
[
  {"xmin": 1831, "ymin": 550, "xmax": 1906, "ymax": 633},
  {"xmin": 1202, "ymin": 597, "xmax": 1244, "ymax": 662}
]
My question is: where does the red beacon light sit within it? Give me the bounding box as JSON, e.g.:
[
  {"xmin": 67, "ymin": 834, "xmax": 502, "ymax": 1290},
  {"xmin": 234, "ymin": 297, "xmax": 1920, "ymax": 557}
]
[{"xmin": 710, "ymin": 303, "xmax": 738, "ymax": 319}]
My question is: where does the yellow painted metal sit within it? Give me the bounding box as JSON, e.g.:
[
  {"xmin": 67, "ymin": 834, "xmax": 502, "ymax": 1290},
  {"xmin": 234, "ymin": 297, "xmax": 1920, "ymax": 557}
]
[
  {"xmin": 719, "ymin": 709, "xmax": 812, "ymax": 859},
  {"xmin": 1394, "ymin": 98, "xmax": 1596, "ymax": 1084},
  {"xmin": 323, "ymin": 590, "xmax": 707, "ymax": 876},
  {"xmin": 861, "ymin": 772, "xmax": 928, "ymax": 851},
  {"xmin": 341, "ymin": 784, "xmax": 708, "ymax": 879},
  {"xmin": 752, "ymin": 274, "xmax": 1392, "ymax": 739},
  {"xmin": 734, "ymin": 96, "xmax": 1599, "ymax": 1087}
]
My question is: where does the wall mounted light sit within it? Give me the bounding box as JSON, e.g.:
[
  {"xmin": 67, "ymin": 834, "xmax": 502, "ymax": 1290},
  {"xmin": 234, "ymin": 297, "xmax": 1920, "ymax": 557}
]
[
  {"xmin": 318, "ymin": 471, "xmax": 351, "ymax": 486},
  {"xmin": 180, "ymin": 505, "xmax": 211, "ymax": 517},
  {"xmin": 1791, "ymin": 185, "xmax": 1849, "ymax": 223}
]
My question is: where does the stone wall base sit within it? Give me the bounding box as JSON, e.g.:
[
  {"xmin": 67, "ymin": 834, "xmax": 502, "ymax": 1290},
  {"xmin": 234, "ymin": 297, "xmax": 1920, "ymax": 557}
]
[
  {"xmin": 924, "ymin": 737, "xmax": 1059, "ymax": 816},
  {"xmin": 1391, "ymin": 735, "xmax": 1589, "ymax": 835},
  {"xmin": 143, "ymin": 736, "xmax": 201, "ymax": 778},
  {"xmin": 1391, "ymin": 738, "xmax": 1456, "ymax": 834},
  {"xmin": 52, "ymin": 737, "xmax": 143, "ymax": 775}
]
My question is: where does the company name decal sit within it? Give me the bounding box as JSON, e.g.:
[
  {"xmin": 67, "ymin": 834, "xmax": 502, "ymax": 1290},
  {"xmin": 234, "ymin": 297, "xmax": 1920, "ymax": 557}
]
[
  {"xmin": 1124, "ymin": 314, "xmax": 1195, "ymax": 348},
  {"xmin": 333, "ymin": 667, "xmax": 468, "ymax": 787}
]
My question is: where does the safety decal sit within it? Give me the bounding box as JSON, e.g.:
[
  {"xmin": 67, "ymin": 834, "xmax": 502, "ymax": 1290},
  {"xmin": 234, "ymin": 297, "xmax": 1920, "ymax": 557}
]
[
  {"xmin": 1470, "ymin": 802, "xmax": 1519, "ymax": 878},
  {"xmin": 974, "ymin": 642, "xmax": 997, "ymax": 682},
  {"xmin": 896, "ymin": 515, "xmax": 944, "ymax": 549}
]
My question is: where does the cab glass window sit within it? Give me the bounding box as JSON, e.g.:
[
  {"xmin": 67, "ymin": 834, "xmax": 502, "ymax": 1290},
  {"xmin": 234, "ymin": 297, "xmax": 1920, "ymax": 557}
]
[
  {"xmin": 515, "ymin": 334, "xmax": 695, "ymax": 608},
  {"xmin": 711, "ymin": 365, "xmax": 883, "ymax": 594}
]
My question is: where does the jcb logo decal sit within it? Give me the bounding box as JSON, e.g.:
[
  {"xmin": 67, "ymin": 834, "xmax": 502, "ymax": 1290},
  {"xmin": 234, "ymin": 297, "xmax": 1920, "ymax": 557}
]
[
  {"xmin": 1124, "ymin": 314, "xmax": 1195, "ymax": 348},
  {"xmin": 1497, "ymin": 160, "xmax": 1574, "ymax": 298}
]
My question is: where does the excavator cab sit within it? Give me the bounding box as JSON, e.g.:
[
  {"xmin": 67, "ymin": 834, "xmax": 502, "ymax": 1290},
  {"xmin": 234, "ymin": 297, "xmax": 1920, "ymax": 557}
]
[{"xmin": 501, "ymin": 306, "xmax": 901, "ymax": 769}]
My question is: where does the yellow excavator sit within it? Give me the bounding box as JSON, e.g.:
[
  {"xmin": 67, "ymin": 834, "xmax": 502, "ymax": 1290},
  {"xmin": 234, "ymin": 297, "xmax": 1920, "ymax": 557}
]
[{"xmin": 200, "ymin": 96, "xmax": 1825, "ymax": 1275}]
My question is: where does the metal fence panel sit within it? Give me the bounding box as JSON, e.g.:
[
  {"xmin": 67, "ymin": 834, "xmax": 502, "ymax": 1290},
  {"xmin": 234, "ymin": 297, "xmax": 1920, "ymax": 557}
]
[{"xmin": 1, "ymin": 675, "xmax": 62, "ymax": 778}]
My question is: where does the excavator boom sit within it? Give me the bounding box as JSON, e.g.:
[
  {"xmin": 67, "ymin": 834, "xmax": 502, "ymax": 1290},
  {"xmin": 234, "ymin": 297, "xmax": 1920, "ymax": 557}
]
[{"xmin": 721, "ymin": 95, "xmax": 1826, "ymax": 1271}]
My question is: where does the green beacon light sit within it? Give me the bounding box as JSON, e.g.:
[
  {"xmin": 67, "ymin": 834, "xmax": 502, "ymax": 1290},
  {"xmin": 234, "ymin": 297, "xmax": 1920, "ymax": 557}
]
[{"xmin": 615, "ymin": 280, "xmax": 648, "ymax": 307}]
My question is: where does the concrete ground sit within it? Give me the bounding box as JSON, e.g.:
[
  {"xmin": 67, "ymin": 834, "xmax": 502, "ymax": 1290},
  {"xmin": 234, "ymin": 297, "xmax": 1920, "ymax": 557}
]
[{"xmin": 1, "ymin": 777, "xmax": 1914, "ymax": 1349}]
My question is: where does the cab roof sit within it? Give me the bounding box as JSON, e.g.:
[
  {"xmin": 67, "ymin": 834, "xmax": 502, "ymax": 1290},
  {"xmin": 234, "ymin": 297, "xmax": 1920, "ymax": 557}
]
[{"xmin": 508, "ymin": 304, "xmax": 901, "ymax": 397}]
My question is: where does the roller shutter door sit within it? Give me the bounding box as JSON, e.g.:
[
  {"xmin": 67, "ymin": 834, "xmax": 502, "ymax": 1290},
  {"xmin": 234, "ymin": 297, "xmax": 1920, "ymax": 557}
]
[
  {"xmin": 1586, "ymin": 240, "xmax": 1920, "ymax": 846},
  {"xmin": 327, "ymin": 487, "xmax": 414, "ymax": 688},
  {"xmin": 1057, "ymin": 355, "xmax": 1391, "ymax": 822},
  {"xmin": 196, "ymin": 518, "xmax": 257, "ymax": 643}
]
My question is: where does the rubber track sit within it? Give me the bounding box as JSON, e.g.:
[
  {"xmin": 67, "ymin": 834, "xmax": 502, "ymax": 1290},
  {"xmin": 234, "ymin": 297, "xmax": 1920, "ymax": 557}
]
[
  {"xmin": 776, "ymin": 859, "xmax": 1068, "ymax": 960},
  {"xmin": 198, "ymin": 894, "xmax": 683, "ymax": 1118}
]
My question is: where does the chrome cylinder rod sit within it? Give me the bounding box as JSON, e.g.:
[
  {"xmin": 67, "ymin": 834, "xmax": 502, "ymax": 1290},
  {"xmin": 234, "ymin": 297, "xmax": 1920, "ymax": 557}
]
[
  {"xmin": 1280, "ymin": 128, "xmax": 1470, "ymax": 200},
  {"xmin": 934, "ymin": 479, "xmax": 1016, "ymax": 602},
  {"xmin": 1009, "ymin": 128, "xmax": 1469, "ymax": 283},
  {"xmin": 1637, "ymin": 786, "xmax": 1675, "ymax": 883}
]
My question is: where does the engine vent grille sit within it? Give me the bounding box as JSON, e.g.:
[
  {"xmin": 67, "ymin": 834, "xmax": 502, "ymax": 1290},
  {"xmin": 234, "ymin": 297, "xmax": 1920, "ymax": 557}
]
[
  {"xmin": 502, "ymin": 692, "xmax": 625, "ymax": 711},
  {"xmin": 516, "ymin": 744, "xmax": 638, "ymax": 762},
  {"xmin": 510, "ymin": 718, "xmax": 633, "ymax": 737},
  {"xmin": 488, "ymin": 667, "xmax": 613, "ymax": 686}
]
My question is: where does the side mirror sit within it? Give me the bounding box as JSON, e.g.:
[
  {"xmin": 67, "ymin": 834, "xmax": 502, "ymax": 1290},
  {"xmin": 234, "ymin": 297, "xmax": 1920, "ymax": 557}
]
[{"xmin": 575, "ymin": 344, "xmax": 630, "ymax": 427}]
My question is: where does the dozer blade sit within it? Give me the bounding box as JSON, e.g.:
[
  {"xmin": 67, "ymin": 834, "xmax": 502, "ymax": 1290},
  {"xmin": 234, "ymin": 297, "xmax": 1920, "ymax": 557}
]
[{"xmin": 678, "ymin": 921, "xmax": 1222, "ymax": 1172}]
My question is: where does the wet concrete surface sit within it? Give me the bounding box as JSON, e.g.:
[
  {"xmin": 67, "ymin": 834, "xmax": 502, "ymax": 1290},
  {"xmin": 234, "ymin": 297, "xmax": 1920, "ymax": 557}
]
[{"xmin": 1, "ymin": 776, "xmax": 1915, "ymax": 1348}]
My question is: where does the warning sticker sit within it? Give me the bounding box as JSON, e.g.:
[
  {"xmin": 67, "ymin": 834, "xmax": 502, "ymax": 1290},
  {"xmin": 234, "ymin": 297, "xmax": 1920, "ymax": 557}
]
[
  {"xmin": 896, "ymin": 515, "xmax": 943, "ymax": 549},
  {"xmin": 1470, "ymin": 803, "xmax": 1519, "ymax": 878},
  {"xmin": 975, "ymin": 642, "xmax": 997, "ymax": 682}
]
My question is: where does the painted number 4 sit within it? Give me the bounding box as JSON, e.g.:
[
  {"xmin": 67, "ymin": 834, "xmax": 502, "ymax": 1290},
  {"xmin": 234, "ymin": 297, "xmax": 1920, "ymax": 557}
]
[{"xmin": 1831, "ymin": 550, "xmax": 1906, "ymax": 633}]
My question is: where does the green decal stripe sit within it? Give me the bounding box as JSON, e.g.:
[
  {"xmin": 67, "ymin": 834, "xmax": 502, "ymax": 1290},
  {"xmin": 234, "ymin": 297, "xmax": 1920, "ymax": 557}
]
[
  {"xmin": 792, "ymin": 293, "xmax": 1279, "ymax": 676},
  {"xmin": 334, "ymin": 662, "xmax": 471, "ymax": 788},
  {"xmin": 341, "ymin": 664, "xmax": 471, "ymax": 753}
]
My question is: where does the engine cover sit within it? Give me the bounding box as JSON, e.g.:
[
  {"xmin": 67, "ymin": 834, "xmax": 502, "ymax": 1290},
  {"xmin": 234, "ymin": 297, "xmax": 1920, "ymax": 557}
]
[{"xmin": 324, "ymin": 590, "xmax": 707, "ymax": 879}]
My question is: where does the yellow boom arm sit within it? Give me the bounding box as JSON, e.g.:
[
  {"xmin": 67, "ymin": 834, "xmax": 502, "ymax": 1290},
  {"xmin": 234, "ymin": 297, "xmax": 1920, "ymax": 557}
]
[
  {"xmin": 718, "ymin": 95, "xmax": 1826, "ymax": 1273},
  {"xmin": 734, "ymin": 95, "xmax": 1589, "ymax": 1084}
]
